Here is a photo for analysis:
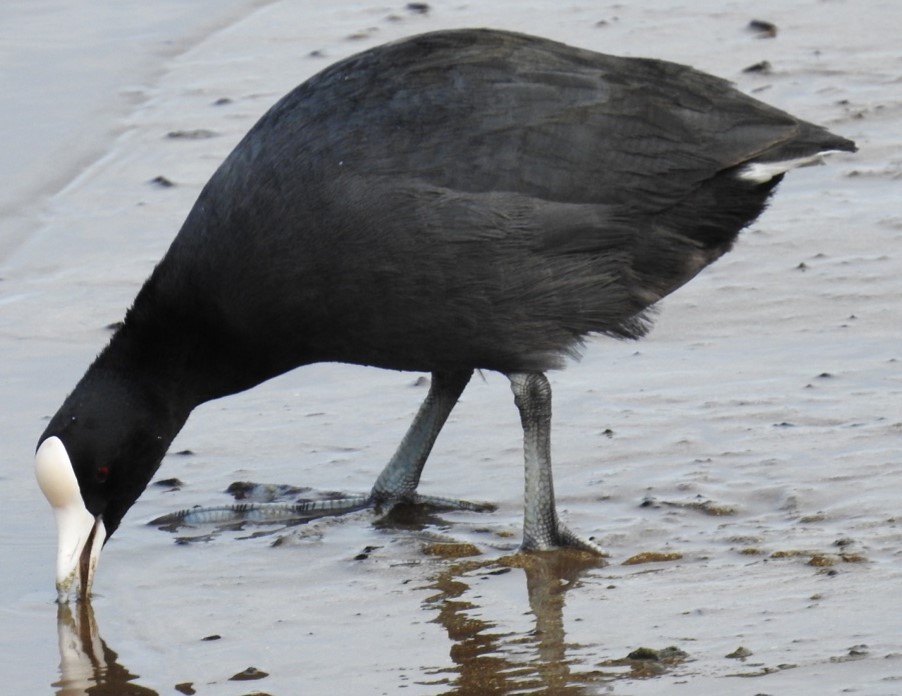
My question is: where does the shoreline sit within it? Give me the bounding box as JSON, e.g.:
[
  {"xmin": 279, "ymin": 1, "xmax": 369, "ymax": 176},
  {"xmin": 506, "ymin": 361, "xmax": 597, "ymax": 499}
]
[{"xmin": 0, "ymin": 0, "xmax": 273, "ymax": 266}]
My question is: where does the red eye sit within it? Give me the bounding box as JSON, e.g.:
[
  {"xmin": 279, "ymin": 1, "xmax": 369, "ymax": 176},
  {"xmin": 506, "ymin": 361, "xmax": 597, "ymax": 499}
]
[{"xmin": 97, "ymin": 466, "xmax": 110, "ymax": 482}]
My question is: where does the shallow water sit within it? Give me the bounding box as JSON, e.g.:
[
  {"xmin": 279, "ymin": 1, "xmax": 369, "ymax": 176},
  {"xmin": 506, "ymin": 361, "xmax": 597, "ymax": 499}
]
[
  {"xmin": 0, "ymin": 0, "xmax": 272, "ymax": 259},
  {"xmin": 3, "ymin": 0, "xmax": 901, "ymax": 694}
]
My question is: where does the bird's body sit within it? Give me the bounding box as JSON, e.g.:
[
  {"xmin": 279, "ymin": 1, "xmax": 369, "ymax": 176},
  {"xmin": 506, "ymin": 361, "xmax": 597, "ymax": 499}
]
[{"xmin": 35, "ymin": 29, "xmax": 855, "ymax": 601}]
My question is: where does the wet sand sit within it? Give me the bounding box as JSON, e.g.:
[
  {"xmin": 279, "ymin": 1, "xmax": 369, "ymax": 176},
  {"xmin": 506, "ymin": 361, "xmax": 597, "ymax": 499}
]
[{"xmin": 2, "ymin": 0, "xmax": 900, "ymax": 694}]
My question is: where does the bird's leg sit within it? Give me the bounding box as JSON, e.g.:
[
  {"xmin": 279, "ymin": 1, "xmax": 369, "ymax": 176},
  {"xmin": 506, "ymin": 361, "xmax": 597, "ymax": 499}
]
[
  {"xmin": 370, "ymin": 369, "xmax": 476, "ymax": 508},
  {"xmin": 507, "ymin": 372, "xmax": 604, "ymax": 554},
  {"xmin": 152, "ymin": 370, "xmax": 489, "ymax": 532}
]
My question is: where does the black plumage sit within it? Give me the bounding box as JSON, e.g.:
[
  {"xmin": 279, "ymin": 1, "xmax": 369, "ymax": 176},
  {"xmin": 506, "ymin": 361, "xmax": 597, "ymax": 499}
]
[{"xmin": 36, "ymin": 30, "xmax": 855, "ymax": 597}]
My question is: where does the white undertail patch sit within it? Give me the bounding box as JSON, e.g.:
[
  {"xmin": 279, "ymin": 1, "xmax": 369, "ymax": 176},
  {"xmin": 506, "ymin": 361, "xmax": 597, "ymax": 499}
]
[{"xmin": 736, "ymin": 150, "xmax": 844, "ymax": 183}]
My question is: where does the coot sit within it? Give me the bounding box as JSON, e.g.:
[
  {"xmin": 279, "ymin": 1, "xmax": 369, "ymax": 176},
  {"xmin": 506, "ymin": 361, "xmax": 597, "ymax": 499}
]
[{"xmin": 34, "ymin": 29, "xmax": 856, "ymax": 601}]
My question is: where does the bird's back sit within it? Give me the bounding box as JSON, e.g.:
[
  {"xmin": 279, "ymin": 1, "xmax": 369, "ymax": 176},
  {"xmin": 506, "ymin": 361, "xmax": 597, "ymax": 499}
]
[{"xmin": 139, "ymin": 29, "xmax": 854, "ymax": 383}]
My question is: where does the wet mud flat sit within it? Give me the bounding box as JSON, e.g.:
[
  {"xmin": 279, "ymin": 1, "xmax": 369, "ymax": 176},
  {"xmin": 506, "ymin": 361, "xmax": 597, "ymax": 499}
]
[
  {"xmin": 49, "ymin": 478, "xmax": 902, "ymax": 696},
  {"xmin": 2, "ymin": 0, "xmax": 901, "ymax": 694}
]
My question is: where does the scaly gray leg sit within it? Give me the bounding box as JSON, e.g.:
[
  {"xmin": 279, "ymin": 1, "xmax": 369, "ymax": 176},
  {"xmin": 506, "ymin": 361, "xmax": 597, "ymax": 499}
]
[
  {"xmin": 154, "ymin": 370, "xmax": 488, "ymax": 532},
  {"xmin": 507, "ymin": 372, "xmax": 603, "ymax": 554},
  {"xmin": 370, "ymin": 369, "xmax": 474, "ymax": 506}
]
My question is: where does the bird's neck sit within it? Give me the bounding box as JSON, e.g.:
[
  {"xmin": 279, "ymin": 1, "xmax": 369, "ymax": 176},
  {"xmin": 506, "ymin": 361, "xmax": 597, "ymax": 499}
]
[
  {"xmin": 102, "ymin": 264, "xmax": 299, "ymax": 412},
  {"xmin": 88, "ymin": 322, "xmax": 242, "ymax": 442}
]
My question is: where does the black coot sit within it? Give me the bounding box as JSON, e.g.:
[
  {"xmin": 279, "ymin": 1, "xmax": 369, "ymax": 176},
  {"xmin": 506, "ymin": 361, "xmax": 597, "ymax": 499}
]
[{"xmin": 34, "ymin": 29, "xmax": 856, "ymax": 600}]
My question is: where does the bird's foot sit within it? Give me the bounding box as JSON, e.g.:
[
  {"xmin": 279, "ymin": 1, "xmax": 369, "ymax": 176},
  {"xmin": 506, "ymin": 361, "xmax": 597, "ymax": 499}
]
[
  {"xmin": 150, "ymin": 489, "xmax": 494, "ymax": 531},
  {"xmin": 520, "ymin": 520, "xmax": 608, "ymax": 559},
  {"xmin": 372, "ymin": 491, "xmax": 496, "ymax": 514}
]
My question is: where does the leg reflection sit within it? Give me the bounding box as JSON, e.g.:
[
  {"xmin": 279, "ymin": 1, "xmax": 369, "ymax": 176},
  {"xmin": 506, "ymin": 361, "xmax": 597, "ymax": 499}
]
[{"xmin": 423, "ymin": 550, "xmax": 604, "ymax": 695}]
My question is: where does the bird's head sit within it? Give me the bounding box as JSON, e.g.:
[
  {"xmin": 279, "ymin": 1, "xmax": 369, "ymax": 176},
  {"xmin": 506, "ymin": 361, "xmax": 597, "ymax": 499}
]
[{"xmin": 35, "ymin": 370, "xmax": 179, "ymax": 602}]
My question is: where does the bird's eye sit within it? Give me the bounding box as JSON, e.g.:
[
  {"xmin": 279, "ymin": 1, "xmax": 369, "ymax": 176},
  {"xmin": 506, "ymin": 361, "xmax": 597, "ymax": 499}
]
[{"xmin": 96, "ymin": 466, "xmax": 110, "ymax": 483}]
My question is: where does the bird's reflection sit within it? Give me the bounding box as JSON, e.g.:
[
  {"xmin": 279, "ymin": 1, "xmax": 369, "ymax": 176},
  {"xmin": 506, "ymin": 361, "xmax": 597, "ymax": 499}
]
[
  {"xmin": 53, "ymin": 601, "xmax": 157, "ymax": 696},
  {"xmin": 422, "ymin": 550, "xmax": 608, "ymax": 695},
  {"xmin": 51, "ymin": 534, "xmax": 677, "ymax": 694}
]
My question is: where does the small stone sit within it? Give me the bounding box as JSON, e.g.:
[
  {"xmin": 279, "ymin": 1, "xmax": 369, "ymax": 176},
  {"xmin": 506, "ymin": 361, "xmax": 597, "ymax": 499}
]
[
  {"xmin": 627, "ymin": 647, "xmax": 661, "ymax": 661},
  {"xmin": 743, "ymin": 60, "xmax": 773, "ymax": 74},
  {"xmin": 622, "ymin": 551, "xmax": 683, "ymax": 565},
  {"xmin": 229, "ymin": 666, "xmax": 269, "ymax": 681},
  {"xmin": 166, "ymin": 129, "xmax": 218, "ymax": 140},
  {"xmin": 153, "ymin": 477, "xmax": 184, "ymax": 488},
  {"xmin": 747, "ymin": 19, "xmax": 778, "ymax": 38}
]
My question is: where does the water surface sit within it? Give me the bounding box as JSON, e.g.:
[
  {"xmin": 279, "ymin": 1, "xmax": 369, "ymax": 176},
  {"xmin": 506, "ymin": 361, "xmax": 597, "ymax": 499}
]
[{"xmin": 2, "ymin": 1, "xmax": 900, "ymax": 694}]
